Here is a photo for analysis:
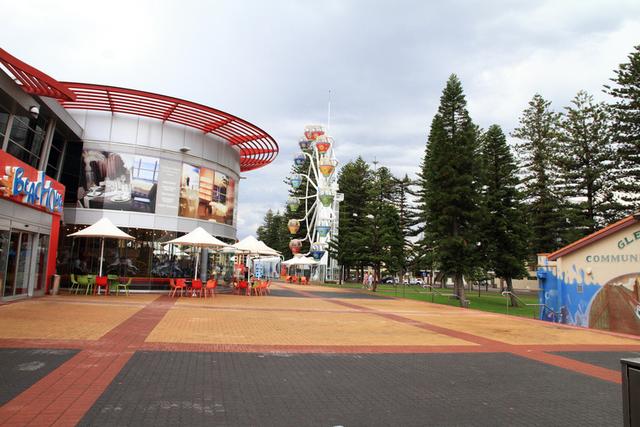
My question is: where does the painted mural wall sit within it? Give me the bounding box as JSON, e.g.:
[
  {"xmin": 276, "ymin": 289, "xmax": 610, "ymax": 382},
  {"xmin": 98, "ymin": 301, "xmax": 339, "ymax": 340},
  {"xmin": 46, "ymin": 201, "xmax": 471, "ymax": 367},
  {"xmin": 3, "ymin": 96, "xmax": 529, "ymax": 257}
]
[{"xmin": 538, "ymin": 222, "xmax": 640, "ymax": 336}]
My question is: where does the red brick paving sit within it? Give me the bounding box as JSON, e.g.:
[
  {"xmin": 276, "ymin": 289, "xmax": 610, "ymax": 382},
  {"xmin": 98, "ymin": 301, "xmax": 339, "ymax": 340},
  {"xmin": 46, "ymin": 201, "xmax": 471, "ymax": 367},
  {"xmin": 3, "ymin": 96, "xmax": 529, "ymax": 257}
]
[
  {"xmin": 1, "ymin": 286, "xmax": 639, "ymax": 425},
  {"xmin": 0, "ymin": 296, "xmax": 175, "ymax": 427},
  {"xmin": 287, "ymin": 286, "xmax": 630, "ymax": 384}
]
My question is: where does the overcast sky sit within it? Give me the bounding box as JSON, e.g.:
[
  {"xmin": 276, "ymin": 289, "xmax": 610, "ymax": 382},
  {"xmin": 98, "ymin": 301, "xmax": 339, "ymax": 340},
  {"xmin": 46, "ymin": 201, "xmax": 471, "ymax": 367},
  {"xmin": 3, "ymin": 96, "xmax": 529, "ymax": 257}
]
[{"xmin": 2, "ymin": 1, "xmax": 639, "ymax": 238}]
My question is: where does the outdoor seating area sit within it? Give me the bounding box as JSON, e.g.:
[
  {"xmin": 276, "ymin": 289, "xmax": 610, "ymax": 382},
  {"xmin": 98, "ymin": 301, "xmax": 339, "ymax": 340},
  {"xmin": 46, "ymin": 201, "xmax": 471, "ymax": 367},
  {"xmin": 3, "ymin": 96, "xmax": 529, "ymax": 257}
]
[
  {"xmin": 285, "ymin": 275, "xmax": 310, "ymax": 285},
  {"xmin": 68, "ymin": 274, "xmax": 132, "ymax": 296}
]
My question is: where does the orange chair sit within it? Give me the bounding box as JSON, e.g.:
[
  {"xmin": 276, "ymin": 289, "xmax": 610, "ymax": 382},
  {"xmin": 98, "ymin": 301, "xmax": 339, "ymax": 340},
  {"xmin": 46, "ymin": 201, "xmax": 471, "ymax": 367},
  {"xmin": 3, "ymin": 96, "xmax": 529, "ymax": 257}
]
[
  {"xmin": 204, "ymin": 279, "xmax": 217, "ymax": 298},
  {"xmin": 253, "ymin": 280, "xmax": 265, "ymax": 296},
  {"xmin": 94, "ymin": 276, "xmax": 109, "ymax": 295},
  {"xmin": 300, "ymin": 276, "xmax": 308, "ymax": 285},
  {"xmin": 171, "ymin": 278, "xmax": 186, "ymax": 297},
  {"xmin": 191, "ymin": 279, "xmax": 203, "ymax": 297}
]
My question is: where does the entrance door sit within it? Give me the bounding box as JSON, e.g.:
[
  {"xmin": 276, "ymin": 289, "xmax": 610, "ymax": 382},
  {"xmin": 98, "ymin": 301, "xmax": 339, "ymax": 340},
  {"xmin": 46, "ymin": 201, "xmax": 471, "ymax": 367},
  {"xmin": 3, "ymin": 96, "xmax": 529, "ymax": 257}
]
[{"xmin": 4, "ymin": 231, "xmax": 33, "ymax": 297}]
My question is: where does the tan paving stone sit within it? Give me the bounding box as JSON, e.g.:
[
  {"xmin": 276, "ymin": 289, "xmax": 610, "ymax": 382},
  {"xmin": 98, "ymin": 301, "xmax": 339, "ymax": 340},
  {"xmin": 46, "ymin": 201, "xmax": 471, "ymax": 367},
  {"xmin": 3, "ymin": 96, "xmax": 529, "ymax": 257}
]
[
  {"xmin": 147, "ymin": 306, "xmax": 474, "ymax": 346},
  {"xmin": 403, "ymin": 312, "xmax": 640, "ymax": 345},
  {"xmin": 0, "ymin": 296, "xmax": 149, "ymax": 340},
  {"xmin": 174, "ymin": 293, "xmax": 355, "ymax": 312}
]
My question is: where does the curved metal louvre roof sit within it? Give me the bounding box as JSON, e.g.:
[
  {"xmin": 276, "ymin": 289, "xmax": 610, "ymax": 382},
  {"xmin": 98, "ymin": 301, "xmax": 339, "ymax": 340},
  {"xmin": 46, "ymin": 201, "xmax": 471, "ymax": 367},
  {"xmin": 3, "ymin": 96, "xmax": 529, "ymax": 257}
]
[
  {"xmin": 59, "ymin": 83, "xmax": 278, "ymax": 171},
  {"xmin": 0, "ymin": 48, "xmax": 76, "ymax": 101}
]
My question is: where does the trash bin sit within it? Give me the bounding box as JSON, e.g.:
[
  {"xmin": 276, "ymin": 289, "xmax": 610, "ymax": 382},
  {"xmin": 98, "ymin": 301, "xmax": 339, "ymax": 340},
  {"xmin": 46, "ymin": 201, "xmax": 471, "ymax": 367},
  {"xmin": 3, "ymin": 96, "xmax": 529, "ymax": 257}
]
[
  {"xmin": 621, "ymin": 357, "xmax": 640, "ymax": 427},
  {"xmin": 51, "ymin": 274, "xmax": 61, "ymax": 295}
]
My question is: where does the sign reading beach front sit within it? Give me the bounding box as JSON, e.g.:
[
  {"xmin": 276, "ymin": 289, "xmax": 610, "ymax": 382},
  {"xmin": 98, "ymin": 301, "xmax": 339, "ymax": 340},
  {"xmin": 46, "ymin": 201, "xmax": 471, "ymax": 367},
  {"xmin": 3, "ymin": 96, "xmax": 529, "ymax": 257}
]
[{"xmin": 0, "ymin": 151, "xmax": 65, "ymax": 214}]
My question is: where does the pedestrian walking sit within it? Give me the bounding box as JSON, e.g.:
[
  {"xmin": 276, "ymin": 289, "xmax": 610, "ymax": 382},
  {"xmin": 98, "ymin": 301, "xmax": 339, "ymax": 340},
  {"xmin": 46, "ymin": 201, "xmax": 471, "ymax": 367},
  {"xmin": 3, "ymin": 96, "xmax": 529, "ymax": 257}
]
[{"xmin": 362, "ymin": 272, "xmax": 369, "ymax": 289}]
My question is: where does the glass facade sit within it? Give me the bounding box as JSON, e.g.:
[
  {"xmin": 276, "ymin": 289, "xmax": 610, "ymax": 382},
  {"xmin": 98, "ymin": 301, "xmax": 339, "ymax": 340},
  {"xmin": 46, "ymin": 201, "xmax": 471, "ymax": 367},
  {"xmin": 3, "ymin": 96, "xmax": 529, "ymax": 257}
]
[
  {"xmin": 6, "ymin": 114, "xmax": 48, "ymax": 168},
  {"xmin": 0, "ymin": 228, "xmax": 49, "ymax": 298},
  {"xmin": 57, "ymin": 225, "xmax": 235, "ymax": 290},
  {"xmin": 45, "ymin": 130, "xmax": 66, "ymax": 179}
]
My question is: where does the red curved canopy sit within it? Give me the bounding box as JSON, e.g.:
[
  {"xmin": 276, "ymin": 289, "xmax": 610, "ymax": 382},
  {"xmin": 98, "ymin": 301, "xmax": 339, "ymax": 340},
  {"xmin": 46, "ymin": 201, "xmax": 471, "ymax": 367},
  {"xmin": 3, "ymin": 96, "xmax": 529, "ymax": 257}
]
[
  {"xmin": 0, "ymin": 48, "xmax": 76, "ymax": 101},
  {"xmin": 58, "ymin": 83, "xmax": 278, "ymax": 171}
]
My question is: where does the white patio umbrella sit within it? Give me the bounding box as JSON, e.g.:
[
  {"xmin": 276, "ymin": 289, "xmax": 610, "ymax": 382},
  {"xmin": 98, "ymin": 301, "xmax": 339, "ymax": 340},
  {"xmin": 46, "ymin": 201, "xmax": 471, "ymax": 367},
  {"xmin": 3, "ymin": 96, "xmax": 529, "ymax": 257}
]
[
  {"xmin": 166, "ymin": 227, "xmax": 228, "ymax": 279},
  {"xmin": 68, "ymin": 217, "xmax": 135, "ymax": 276},
  {"xmin": 282, "ymin": 256, "xmax": 318, "ymax": 266},
  {"xmin": 233, "ymin": 235, "xmax": 280, "ymax": 256}
]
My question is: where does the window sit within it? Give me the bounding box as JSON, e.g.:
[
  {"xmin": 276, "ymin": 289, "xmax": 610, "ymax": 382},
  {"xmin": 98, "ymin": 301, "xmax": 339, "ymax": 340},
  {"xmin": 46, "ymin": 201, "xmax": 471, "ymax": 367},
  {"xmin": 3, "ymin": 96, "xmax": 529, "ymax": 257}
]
[
  {"xmin": 132, "ymin": 157, "xmax": 159, "ymax": 182},
  {"xmin": 0, "ymin": 109, "xmax": 9, "ymax": 139},
  {"xmin": 46, "ymin": 131, "xmax": 65, "ymax": 178},
  {"xmin": 6, "ymin": 114, "xmax": 47, "ymax": 168},
  {"xmin": 213, "ymin": 185, "xmax": 227, "ymax": 204}
]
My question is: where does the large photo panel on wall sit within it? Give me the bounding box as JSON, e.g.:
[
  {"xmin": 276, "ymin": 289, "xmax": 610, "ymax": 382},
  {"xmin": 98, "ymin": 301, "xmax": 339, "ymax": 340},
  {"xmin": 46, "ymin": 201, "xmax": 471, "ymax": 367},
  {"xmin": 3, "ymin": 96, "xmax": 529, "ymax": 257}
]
[
  {"xmin": 78, "ymin": 150, "xmax": 159, "ymax": 213},
  {"xmin": 178, "ymin": 163, "xmax": 235, "ymax": 225}
]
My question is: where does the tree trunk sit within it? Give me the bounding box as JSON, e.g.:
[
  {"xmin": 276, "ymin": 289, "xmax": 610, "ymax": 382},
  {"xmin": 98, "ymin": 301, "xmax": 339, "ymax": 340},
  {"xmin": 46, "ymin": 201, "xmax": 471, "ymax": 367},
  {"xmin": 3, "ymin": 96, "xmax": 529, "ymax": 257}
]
[
  {"xmin": 506, "ymin": 277, "xmax": 519, "ymax": 307},
  {"xmin": 455, "ymin": 273, "xmax": 468, "ymax": 308}
]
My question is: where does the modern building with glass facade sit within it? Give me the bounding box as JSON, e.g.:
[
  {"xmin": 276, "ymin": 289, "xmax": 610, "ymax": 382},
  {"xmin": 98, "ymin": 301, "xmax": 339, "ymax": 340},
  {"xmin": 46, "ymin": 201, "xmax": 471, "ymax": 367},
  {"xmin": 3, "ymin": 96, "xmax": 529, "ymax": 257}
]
[{"xmin": 0, "ymin": 48, "xmax": 278, "ymax": 298}]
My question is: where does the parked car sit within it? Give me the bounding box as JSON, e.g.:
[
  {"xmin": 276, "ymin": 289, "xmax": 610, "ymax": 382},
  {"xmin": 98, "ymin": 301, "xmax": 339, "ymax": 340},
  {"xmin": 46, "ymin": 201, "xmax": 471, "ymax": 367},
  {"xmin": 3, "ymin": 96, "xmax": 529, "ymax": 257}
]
[{"xmin": 381, "ymin": 276, "xmax": 395, "ymax": 284}]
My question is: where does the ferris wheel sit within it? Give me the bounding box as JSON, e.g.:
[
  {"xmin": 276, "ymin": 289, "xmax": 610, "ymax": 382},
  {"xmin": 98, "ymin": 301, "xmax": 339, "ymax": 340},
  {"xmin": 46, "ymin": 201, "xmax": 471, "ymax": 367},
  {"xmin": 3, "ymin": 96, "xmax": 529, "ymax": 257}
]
[{"xmin": 286, "ymin": 125, "xmax": 340, "ymax": 268}]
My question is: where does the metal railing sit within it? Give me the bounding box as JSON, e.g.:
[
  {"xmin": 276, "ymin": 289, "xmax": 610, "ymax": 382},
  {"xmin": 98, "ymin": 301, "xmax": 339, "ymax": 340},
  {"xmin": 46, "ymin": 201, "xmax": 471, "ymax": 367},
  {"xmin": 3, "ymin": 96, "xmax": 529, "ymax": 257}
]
[
  {"xmin": 500, "ymin": 291, "xmax": 559, "ymax": 319},
  {"xmin": 422, "ymin": 284, "xmax": 470, "ymax": 306}
]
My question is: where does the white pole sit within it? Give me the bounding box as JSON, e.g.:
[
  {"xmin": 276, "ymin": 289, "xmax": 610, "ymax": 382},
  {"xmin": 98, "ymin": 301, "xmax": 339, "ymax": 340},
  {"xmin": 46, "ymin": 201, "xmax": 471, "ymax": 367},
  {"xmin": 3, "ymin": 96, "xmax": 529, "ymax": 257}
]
[
  {"xmin": 194, "ymin": 248, "xmax": 200, "ymax": 280},
  {"xmin": 99, "ymin": 238, "xmax": 105, "ymax": 277}
]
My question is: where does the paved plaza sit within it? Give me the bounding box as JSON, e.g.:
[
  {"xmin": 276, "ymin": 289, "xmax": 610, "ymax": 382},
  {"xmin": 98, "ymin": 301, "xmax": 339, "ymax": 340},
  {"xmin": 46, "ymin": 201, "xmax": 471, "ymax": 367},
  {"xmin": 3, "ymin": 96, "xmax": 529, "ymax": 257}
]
[{"xmin": 0, "ymin": 283, "xmax": 638, "ymax": 426}]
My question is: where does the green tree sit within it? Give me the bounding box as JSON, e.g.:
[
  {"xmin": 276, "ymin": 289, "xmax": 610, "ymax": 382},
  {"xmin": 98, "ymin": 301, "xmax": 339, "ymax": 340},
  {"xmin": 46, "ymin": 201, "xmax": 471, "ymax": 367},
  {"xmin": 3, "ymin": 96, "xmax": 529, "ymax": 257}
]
[
  {"xmin": 365, "ymin": 166, "xmax": 404, "ymax": 291},
  {"xmin": 257, "ymin": 209, "xmax": 289, "ymax": 255},
  {"xmin": 479, "ymin": 125, "xmax": 529, "ymax": 307},
  {"xmin": 604, "ymin": 44, "xmax": 640, "ymax": 213},
  {"xmin": 335, "ymin": 157, "xmax": 373, "ymax": 282},
  {"xmin": 420, "ymin": 74, "xmax": 482, "ymax": 307},
  {"xmin": 391, "ymin": 174, "xmax": 415, "ymax": 282},
  {"xmin": 557, "ymin": 91, "xmax": 619, "ymax": 234},
  {"xmin": 512, "ymin": 94, "xmax": 565, "ymax": 256}
]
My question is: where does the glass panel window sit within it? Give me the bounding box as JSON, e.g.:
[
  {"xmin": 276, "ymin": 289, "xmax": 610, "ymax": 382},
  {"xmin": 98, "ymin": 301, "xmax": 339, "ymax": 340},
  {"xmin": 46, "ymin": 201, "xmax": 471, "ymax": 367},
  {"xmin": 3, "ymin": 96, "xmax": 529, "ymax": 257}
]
[
  {"xmin": 7, "ymin": 114, "xmax": 47, "ymax": 168},
  {"xmin": 35, "ymin": 234, "xmax": 49, "ymax": 291},
  {"xmin": 46, "ymin": 131, "xmax": 65, "ymax": 178},
  {"xmin": 0, "ymin": 230, "xmax": 9, "ymax": 296},
  {"xmin": 0, "ymin": 110, "xmax": 9, "ymax": 139}
]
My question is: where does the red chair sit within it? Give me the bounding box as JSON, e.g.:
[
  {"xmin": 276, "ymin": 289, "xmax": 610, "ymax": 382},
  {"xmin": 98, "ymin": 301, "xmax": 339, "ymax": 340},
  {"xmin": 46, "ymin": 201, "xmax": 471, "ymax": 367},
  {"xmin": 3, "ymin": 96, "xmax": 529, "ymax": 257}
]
[
  {"xmin": 191, "ymin": 279, "xmax": 203, "ymax": 297},
  {"xmin": 204, "ymin": 279, "xmax": 217, "ymax": 298},
  {"xmin": 232, "ymin": 280, "xmax": 248, "ymax": 295},
  {"xmin": 94, "ymin": 276, "xmax": 109, "ymax": 295},
  {"xmin": 171, "ymin": 278, "xmax": 186, "ymax": 297},
  {"xmin": 300, "ymin": 276, "xmax": 308, "ymax": 285}
]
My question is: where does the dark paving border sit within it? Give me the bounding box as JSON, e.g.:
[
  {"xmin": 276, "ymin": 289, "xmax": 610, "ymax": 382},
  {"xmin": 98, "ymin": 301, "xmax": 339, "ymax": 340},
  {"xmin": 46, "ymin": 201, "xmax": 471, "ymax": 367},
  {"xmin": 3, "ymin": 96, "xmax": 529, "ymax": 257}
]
[
  {"xmin": 81, "ymin": 351, "xmax": 620, "ymax": 427},
  {"xmin": 553, "ymin": 351, "xmax": 640, "ymax": 372},
  {"xmin": 0, "ymin": 348, "xmax": 78, "ymax": 406}
]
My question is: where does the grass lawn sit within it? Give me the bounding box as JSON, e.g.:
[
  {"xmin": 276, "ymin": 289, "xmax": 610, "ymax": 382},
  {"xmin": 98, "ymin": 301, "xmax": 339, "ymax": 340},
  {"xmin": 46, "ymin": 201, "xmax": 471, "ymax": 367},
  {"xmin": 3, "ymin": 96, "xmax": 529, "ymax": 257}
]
[{"xmin": 320, "ymin": 282, "xmax": 541, "ymax": 319}]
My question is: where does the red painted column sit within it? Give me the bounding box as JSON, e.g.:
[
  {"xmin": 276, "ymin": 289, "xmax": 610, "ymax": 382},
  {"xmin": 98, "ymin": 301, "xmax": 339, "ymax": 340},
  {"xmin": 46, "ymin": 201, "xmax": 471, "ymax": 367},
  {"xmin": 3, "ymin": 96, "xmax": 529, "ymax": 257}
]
[{"xmin": 45, "ymin": 214, "xmax": 61, "ymax": 294}]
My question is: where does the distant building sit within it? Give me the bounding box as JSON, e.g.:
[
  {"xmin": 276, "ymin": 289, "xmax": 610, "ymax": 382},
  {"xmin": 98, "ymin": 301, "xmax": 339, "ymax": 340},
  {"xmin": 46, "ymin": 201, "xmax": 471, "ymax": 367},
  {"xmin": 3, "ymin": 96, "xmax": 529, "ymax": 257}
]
[{"xmin": 538, "ymin": 214, "xmax": 640, "ymax": 335}]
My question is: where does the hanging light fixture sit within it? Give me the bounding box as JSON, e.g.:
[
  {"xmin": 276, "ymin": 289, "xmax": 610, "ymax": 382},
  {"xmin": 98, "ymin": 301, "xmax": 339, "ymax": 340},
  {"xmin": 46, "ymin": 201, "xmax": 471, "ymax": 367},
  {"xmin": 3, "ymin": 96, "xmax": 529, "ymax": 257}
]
[
  {"xmin": 315, "ymin": 135, "xmax": 331, "ymax": 154},
  {"xmin": 298, "ymin": 138, "xmax": 313, "ymax": 152},
  {"xmin": 294, "ymin": 153, "xmax": 306, "ymax": 166},
  {"xmin": 287, "ymin": 219, "xmax": 300, "ymax": 234},
  {"xmin": 287, "ymin": 197, "xmax": 300, "ymax": 212},
  {"xmin": 289, "ymin": 239, "xmax": 302, "ymax": 254},
  {"xmin": 319, "ymin": 157, "xmax": 336, "ymax": 177},
  {"xmin": 291, "ymin": 174, "xmax": 302, "ymax": 189}
]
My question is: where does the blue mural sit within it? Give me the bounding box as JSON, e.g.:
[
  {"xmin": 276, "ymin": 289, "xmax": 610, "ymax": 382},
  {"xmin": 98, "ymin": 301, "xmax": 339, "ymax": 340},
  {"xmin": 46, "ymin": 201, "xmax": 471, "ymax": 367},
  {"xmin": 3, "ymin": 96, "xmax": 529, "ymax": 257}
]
[{"xmin": 537, "ymin": 262, "xmax": 602, "ymax": 326}]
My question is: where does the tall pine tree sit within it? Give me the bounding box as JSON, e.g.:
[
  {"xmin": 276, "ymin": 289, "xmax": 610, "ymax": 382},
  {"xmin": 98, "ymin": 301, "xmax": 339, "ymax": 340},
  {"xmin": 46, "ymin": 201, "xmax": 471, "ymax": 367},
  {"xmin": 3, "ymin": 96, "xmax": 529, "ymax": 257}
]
[
  {"xmin": 512, "ymin": 94, "xmax": 565, "ymax": 256},
  {"xmin": 479, "ymin": 125, "xmax": 529, "ymax": 307},
  {"xmin": 334, "ymin": 157, "xmax": 373, "ymax": 281},
  {"xmin": 605, "ymin": 44, "xmax": 640, "ymax": 213},
  {"xmin": 556, "ymin": 91, "xmax": 619, "ymax": 234},
  {"xmin": 421, "ymin": 74, "xmax": 481, "ymax": 307}
]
